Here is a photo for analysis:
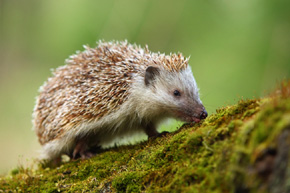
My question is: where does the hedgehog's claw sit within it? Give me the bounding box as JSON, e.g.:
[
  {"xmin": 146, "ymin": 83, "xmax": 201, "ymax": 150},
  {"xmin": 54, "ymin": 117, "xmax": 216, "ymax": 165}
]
[
  {"xmin": 148, "ymin": 131, "xmax": 170, "ymax": 140},
  {"xmin": 80, "ymin": 151, "xmax": 94, "ymax": 160},
  {"xmin": 158, "ymin": 131, "xmax": 170, "ymax": 137}
]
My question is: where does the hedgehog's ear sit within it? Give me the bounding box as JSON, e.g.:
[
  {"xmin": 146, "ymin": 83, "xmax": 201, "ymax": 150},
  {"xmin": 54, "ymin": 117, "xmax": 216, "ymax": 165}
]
[{"xmin": 145, "ymin": 66, "xmax": 160, "ymax": 86}]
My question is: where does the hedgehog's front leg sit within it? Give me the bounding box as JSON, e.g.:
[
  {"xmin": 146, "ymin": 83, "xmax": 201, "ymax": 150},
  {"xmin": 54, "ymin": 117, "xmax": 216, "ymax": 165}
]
[
  {"xmin": 71, "ymin": 138, "xmax": 95, "ymax": 160},
  {"xmin": 144, "ymin": 122, "xmax": 169, "ymax": 138}
]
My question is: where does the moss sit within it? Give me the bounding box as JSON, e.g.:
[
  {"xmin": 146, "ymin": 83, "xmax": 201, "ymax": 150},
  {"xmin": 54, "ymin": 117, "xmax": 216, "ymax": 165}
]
[
  {"xmin": 112, "ymin": 171, "xmax": 146, "ymax": 192},
  {"xmin": 1, "ymin": 81, "xmax": 290, "ymax": 192}
]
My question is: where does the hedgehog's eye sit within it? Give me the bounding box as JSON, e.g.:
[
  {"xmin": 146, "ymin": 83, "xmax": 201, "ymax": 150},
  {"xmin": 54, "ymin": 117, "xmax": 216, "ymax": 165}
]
[{"xmin": 173, "ymin": 90, "xmax": 181, "ymax": 97}]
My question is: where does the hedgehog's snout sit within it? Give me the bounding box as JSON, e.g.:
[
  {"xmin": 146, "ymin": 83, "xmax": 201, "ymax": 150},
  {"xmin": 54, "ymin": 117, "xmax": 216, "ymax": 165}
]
[{"xmin": 199, "ymin": 110, "xmax": 208, "ymax": 120}]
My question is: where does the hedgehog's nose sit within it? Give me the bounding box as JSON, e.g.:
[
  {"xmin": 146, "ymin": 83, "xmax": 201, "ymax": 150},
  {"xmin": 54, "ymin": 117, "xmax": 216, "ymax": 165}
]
[{"xmin": 200, "ymin": 110, "xmax": 208, "ymax": 120}]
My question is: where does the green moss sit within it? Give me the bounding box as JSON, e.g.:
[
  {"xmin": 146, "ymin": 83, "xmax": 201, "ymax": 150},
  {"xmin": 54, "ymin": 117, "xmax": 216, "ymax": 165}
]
[
  {"xmin": 1, "ymin": 82, "xmax": 290, "ymax": 192},
  {"xmin": 112, "ymin": 171, "xmax": 146, "ymax": 192}
]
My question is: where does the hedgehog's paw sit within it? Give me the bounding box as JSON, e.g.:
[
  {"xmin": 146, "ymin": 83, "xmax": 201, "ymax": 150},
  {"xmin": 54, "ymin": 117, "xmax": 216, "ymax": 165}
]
[
  {"xmin": 148, "ymin": 131, "xmax": 170, "ymax": 140},
  {"xmin": 158, "ymin": 131, "xmax": 170, "ymax": 137},
  {"xmin": 72, "ymin": 140, "xmax": 95, "ymax": 160}
]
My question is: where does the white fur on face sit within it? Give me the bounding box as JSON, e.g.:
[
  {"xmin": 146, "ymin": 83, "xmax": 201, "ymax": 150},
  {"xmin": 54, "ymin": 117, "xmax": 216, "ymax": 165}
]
[{"xmin": 135, "ymin": 65, "xmax": 204, "ymax": 122}]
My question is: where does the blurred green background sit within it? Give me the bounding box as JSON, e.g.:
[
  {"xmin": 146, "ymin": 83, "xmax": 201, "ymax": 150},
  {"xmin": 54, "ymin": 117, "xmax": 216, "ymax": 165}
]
[{"xmin": 0, "ymin": 0, "xmax": 289, "ymax": 174}]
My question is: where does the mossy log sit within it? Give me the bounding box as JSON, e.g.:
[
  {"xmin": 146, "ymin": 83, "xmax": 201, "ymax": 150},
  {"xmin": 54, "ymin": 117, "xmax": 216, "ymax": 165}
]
[{"xmin": 1, "ymin": 81, "xmax": 290, "ymax": 193}]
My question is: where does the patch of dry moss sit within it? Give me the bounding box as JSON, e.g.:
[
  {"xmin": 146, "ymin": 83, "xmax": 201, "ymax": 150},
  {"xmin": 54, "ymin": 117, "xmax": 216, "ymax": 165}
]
[{"xmin": 1, "ymin": 81, "xmax": 289, "ymax": 192}]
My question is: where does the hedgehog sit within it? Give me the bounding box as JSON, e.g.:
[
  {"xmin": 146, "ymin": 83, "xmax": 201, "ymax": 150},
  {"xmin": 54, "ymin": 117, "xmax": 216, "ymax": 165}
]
[{"xmin": 32, "ymin": 40, "xmax": 207, "ymax": 161}]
